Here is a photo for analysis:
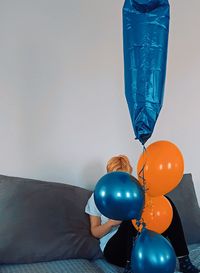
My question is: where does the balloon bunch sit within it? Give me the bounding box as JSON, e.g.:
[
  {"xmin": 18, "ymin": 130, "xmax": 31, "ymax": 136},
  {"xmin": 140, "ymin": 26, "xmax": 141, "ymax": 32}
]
[
  {"xmin": 94, "ymin": 140, "xmax": 184, "ymax": 273},
  {"xmin": 121, "ymin": 0, "xmax": 182, "ymax": 271},
  {"xmin": 131, "ymin": 140, "xmax": 184, "ymax": 273}
]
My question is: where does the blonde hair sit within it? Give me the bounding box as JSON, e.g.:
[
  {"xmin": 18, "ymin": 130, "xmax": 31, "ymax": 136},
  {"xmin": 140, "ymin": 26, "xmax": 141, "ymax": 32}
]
[{"xmin": 106, "ymin": 155, "xmax": 133, "ymax": 174}]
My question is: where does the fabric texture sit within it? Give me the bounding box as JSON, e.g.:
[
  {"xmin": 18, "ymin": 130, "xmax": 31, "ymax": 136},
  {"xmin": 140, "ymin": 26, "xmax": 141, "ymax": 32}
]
[
  {"xmin": 85, "ymin": 193, "xmax": 119, "ymax": 251},
  {"xmin": 0, "ymin": 174, "xmax": 102, "ymax": 264},
  {"xmin": 163, "ymin": 196, "xmax": 189, "ymax": 257},
  {"xmin": 179, "ymin": 255, "xmax": 200, "ymax": 273},
  {"xmin": 0, "ymin": 245, "xmax": 199, "ymax": 273},
  {"xmin": 167, "ymin": 173, "xmax": 200, "ymax": 244},
  {"xmin": 103, "ymin": 220, "xmax": 136, "ymax": 267},
  {"xmin": 0, "ymin": 259, "xmax": 104, "ymax": 273}
]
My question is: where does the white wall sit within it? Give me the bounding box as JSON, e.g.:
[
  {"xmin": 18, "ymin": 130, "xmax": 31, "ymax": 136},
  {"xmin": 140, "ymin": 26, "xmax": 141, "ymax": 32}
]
[{"xmin": 0, "ymin": 0, "xmax": 199, "ymax": 203}]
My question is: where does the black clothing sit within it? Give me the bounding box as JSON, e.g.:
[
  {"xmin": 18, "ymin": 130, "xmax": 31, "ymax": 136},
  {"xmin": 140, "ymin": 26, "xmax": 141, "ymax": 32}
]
[{"xmin": 104, "ymin": 197, "xmax": 189, "ymax": 267}]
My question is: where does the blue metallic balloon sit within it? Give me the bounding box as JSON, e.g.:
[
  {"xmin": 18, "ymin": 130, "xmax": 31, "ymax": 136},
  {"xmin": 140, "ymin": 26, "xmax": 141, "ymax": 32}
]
[
  {"xmin": 131, "ymin": 228, "xmax": 176, "ymax": 273},
  {"xmin": 94, "ymin": 172, "xmax": 144, "ymax": 220},
  {"xmin": 123, "ymin": 0, "xmax": 170, "ymax": 144}
]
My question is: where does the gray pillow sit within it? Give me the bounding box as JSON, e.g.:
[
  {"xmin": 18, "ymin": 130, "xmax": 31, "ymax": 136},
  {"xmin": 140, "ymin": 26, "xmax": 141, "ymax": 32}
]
[
  {"xmin": 167, "ymin": 173, "xmax": 200, "ymax": 244},
  {"xmin": 0, "ymin": 175, "xmax": 102, "ymax": 264}
]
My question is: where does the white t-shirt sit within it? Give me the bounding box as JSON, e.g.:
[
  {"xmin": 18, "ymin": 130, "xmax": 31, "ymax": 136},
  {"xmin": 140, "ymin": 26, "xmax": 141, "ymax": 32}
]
[{"xmin": 85, "ymin": 193, "xmax": 120, "ymax": 251}]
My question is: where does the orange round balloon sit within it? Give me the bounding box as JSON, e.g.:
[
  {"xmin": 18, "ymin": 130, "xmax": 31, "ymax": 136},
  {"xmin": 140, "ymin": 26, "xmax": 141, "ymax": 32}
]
[
  {"xmin": 137, "ymin": 140, "xmax": 184, "ymax": 197},
  {"xmin": 132, "ymin": 195, "xmax": 173, "ymax": 234}
]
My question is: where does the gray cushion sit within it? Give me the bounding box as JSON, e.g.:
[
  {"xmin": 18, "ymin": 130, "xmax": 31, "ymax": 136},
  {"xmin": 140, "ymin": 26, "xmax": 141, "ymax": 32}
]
[
  {"xmin": 0, "ymin": 174, "xmax": 102, "ymax": 264},
  {"xmin": 167, "ymin": 173, "xmax": 200, "ymax": 244}
]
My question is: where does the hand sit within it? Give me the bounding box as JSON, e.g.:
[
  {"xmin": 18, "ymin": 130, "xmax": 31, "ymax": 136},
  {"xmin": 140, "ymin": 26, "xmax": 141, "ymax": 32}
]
[{"xmin": 108, "ymin": 219, "xmax": 122, "ymax": 227}]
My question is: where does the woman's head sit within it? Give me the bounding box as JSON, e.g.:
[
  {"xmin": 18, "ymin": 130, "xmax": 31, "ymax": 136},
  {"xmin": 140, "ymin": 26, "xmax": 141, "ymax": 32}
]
[{"xmin": 106, "ymin": 155, "xmax": 133, "ymax": 174}]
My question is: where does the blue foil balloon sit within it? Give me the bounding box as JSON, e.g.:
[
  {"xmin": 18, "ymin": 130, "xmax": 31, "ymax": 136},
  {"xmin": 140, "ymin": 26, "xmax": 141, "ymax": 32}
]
[
  {"xmin": 94, "ymin": 172, "xmax": 144, "ymax": 220},
  {"xmin": 123, "ymin": 0, "xmax": 170, "ymax": 144},
  {"xmin": 131, "ymin": 228, "xmax": 176, "ymax": 273}
]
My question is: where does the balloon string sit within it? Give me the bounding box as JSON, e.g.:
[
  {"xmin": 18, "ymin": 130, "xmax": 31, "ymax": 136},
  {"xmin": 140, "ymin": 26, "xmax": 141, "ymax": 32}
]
[
  {"xmin": 136, "ymin": 144, "xmax": 148, "ymax": 235},
  {"xmin": 138, "ymin": 144, "xmax": 148, "ymax": 193}
]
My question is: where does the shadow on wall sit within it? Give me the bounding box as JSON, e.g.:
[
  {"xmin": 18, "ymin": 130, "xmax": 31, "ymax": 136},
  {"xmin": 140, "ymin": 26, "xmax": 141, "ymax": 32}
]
[{"xmin": 81, "ymin": 160, "xmax": 105, "ymax": 191}]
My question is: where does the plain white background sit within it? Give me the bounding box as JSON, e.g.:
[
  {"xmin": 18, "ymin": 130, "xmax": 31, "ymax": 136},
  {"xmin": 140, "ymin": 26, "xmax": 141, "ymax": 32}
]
[{"xmin": 0, "ymin": 0, "xmax": 199, "ymax": 203}]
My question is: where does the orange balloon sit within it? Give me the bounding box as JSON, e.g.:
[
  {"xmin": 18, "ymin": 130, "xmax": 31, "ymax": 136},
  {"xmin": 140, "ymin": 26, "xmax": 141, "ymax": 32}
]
[
  {"xmin": 137, "ymin": 140, "xmax": 184, "ymax": 197},
  {"xmin": 132, "ymin": 195, "xmax": 173, "ymax": 234}
]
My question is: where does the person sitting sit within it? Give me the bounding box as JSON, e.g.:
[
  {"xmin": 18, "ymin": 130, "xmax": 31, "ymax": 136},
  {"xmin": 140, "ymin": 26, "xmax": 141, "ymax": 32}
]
[{"xmin": 85, "ymin": 155, "xmax": 200, "ymax": 273}]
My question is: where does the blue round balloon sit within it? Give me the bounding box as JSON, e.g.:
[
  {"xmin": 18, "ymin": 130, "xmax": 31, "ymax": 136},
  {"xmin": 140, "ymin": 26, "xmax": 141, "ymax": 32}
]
[
  {"xmin": 94, "ymin": 172, "xmax": 144, "ymax": 220},
  {"xmin": 131, "ymin": 228, "xmax": 176, "ymax": 273}
]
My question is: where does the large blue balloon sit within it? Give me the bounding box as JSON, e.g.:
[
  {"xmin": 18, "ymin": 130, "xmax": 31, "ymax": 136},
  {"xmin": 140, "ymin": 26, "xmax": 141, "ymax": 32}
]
[
  {"xmin": 131, "ymin": 228, "xmax": 176, "ymax": 273},
  {"xmin": 123, "ymin": 0, "xmax": 170, "ymax": 144},
  {"xmin": 94, "ymin": 172, "xmax": 144, "ymax": 220}
]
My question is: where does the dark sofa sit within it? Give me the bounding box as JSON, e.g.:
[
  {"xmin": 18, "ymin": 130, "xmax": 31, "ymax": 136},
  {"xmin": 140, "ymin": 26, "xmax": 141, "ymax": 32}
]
[{"xmin": 0, "ymin": 173, "xmax": 199, "ymax": 273}]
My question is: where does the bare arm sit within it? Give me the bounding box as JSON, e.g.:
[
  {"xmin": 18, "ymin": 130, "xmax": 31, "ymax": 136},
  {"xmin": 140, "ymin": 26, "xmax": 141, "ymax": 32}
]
[{"xmin": 89, "ymin": 215, "xmax": 122, "ymax": 239}]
